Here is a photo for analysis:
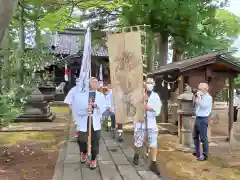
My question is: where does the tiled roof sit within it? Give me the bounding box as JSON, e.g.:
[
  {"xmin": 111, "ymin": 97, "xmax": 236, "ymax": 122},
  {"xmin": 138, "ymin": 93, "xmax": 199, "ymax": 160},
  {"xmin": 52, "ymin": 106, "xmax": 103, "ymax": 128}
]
[
  {"xmin": 148, "ymin": 51, "xmax": 240, "ymax": 76},
  {"xmin": 47, "ymin": 28, "xmax": 108, "ymax": 56}
]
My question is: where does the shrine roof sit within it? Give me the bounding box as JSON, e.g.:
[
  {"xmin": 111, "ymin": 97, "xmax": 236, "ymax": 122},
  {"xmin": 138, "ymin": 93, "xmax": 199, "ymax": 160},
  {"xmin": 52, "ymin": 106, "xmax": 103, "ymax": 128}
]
[
  {"xmin": 148, "ymin": 51, "xmax": 240, "ymax": 76},
  {"xmin": 55, "ymin": 47, "xmax": 108, "ymax": 68},
  {"xmin": 45, "ymin": 28, "xmax": 108, "ymax": 56}
]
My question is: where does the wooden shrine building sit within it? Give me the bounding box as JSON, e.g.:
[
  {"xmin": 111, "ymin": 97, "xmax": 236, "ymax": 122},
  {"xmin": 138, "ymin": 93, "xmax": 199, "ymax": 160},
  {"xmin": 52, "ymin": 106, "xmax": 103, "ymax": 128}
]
[
  {"xmin": 39, "ymin": 28, "xmax": 110, "ymax": 94},
  {"xmin": 148, "ymin": 51, "xmax": 240, "ymax": 138}
]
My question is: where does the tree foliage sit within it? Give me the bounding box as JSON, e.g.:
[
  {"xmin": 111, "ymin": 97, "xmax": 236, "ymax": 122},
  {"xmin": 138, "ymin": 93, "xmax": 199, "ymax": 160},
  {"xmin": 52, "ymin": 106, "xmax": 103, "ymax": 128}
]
[
  {"xmin": 0, "ymin": 0, "xmax": 240, "ymax": 126},
  {"xmin": 117, "ymin": 0, "xmax": 240, "ymax": 63}
]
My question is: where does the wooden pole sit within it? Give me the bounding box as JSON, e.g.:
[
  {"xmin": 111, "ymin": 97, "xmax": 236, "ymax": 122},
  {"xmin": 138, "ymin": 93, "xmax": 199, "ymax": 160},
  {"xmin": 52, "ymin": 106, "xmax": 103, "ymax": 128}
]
[
  {"xmin": 228, "ymin": 76, "xmax": 234, "ymax": 141},
  {"xmin": 88, "ymin": 96, "xmax": 93, "ymax": 159},
  {"xmin": 178, "ymin": 76, "xmax": 184, "ymax": 144}
]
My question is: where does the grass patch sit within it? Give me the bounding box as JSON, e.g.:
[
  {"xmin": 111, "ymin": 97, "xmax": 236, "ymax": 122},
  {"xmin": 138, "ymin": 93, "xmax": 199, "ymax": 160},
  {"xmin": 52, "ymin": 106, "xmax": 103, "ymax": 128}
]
[
  {"xmin": 158, "ymin": 135, "xmax": 240, "ymax": 180},
  {"xmin": 0, "ymin": 131, "xmax": 56, "ymax": 146},
  {"xmin": 50, "ymin": 106, "xmax": 69, "ymax": 113}
]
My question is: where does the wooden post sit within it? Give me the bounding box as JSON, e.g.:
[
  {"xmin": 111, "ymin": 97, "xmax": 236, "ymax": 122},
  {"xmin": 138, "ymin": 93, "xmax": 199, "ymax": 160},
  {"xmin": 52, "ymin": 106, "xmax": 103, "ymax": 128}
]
[
  {"xmin": 228, "ymin": 76, "xmax": 234, "ymax": 141},
  {"xmin": 178, "ymin": 76, "xmax": 184, "ymax": 144}
]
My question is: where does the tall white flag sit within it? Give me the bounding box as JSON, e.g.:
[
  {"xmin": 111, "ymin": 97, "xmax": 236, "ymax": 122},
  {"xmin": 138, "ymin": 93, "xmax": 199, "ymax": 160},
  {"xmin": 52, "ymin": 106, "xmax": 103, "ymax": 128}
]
[
  {"xmin": 99, "ymin": 64, "xmax": 103, "ymax": 87},
  {"xmin": 99, "ymin": 64, "xmax": 103, "ymax": 81},
  {"xmin": 76, "ymin": 27, "xmax": 91, "ymax": 92}
]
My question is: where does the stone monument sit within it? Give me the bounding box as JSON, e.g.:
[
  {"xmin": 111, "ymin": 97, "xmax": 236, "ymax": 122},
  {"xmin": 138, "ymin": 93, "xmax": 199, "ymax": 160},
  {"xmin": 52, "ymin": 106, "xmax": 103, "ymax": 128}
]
[
  {"xmin": 15, "ymin": 87, "xmax": 55, "ymax": 122},
  {"xmin": 176, "ymin": 84, "xmax": 195, "ymax": 152},
  {"xmin": 38, "ymin": 71, "xmax": 56, "ymax": 102}
]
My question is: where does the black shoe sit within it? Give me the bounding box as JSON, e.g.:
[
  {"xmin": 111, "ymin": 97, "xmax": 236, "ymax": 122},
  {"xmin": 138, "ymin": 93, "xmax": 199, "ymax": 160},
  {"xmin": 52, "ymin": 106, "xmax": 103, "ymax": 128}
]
[
  {"xmin": 133, "ymin": 153, "xmax": 139, "ymax": 165},
  {"xmin": 150, "ymin": 161, "xmax": 161, "ymax": 176},
  {"xmin": 117, "ymin": 131, "xmax": 124, "ymax": 142},
  {"xmin": 192, "ymin": 152, "xmax": 196, "ymax": 157}
]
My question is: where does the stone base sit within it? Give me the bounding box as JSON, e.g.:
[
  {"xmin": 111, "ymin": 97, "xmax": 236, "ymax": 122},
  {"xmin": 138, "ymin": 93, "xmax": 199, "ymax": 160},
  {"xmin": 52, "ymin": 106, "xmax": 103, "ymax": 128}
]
[
  {"xmin": 175, "ymin": 143, "xmax": 194, "ymax": 153},
  {"xmin": 15, "ymin": 112, "xmax": 56, "ymax": 122},
  {"xmin": 230, "ymin": 122, "xmax": 240, "ymax": 147}
]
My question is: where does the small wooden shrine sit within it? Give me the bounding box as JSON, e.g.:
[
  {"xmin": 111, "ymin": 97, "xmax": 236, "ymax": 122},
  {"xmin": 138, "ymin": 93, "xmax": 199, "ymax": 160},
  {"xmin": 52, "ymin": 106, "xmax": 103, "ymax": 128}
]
[
  {"xmin": 148, "ymin": 51, "xmax": 240, "ymax": 137},
  {"xmin": 53, "ymin": 45, "xmax": 110, "ymax": 92}
]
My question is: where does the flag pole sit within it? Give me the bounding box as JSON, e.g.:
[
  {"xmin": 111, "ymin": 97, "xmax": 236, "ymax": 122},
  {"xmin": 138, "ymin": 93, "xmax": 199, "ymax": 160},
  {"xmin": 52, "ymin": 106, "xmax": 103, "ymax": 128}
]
[
  {"xmin": 77, "ymin": 26, "xmax": 92, "ymax": 161},
  {"xmin": 87, "ymin": 27, "xmax": 92, "ymax": 160},
  {"xmin": 88, "ymin": 96, "xmax": 93, "ymax": 160}
]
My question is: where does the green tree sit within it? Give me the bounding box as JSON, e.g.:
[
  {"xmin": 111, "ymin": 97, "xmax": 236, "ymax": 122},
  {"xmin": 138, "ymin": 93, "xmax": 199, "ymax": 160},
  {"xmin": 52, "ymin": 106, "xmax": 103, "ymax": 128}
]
[{"xmin": 183, "ymin": 9, "xmax": 240, "ymax": 58}]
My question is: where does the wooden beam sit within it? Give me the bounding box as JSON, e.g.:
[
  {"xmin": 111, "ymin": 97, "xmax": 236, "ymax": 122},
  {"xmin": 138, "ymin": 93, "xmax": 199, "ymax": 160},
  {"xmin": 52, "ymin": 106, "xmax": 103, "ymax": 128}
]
[{"xmin": 228, "ymin": 76, "xmax": 234, "ymax": 141}]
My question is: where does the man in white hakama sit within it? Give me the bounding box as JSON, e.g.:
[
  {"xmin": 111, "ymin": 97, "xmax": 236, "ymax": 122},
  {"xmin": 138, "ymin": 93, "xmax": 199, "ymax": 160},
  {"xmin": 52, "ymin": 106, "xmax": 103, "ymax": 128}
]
[
  {"xmin": 133, "ymin": 78, "xmax": 162, "ymax": 176},
  {"xmin": 64, "ymin": 77, "xmax": 105, "ymax": 169}
]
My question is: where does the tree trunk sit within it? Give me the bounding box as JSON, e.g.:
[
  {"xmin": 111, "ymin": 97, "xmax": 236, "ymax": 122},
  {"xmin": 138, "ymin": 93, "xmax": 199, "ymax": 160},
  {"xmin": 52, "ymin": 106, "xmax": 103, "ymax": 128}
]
[
  {"xmin": 170, "ymin": 48, "xmax": 183, "ymax": 103},
  {"xmin": 2, "ymin": 29, "xmax": 10, "ymax": 90},
  {"xmin": 172, "ymin": 48, "xmax": 183, "ymax": 62},
  {"xmin": 17, "ymin": 4, "xmax": 25, "ymax": 84},
  {"xmin": 158, "ymin": 32, "xmax": 169, "ymax": 66},
  {"xmin": 0, "ymin": 0, "xmax": 18, "ymax": 46},
  {"xmin": 35, "ymin": 4, "xmax": 41, "ymax": 50},
  {"xmin": 147, "ymin": 36, "xmax": 155, "ymax": 72}
]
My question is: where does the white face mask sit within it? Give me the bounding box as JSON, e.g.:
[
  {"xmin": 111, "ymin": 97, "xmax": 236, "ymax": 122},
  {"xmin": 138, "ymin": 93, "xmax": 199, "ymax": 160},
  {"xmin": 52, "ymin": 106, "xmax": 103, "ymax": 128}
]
[{"xmin": 146, "ymin": 84, "xmax": 154, "ymax": 91}]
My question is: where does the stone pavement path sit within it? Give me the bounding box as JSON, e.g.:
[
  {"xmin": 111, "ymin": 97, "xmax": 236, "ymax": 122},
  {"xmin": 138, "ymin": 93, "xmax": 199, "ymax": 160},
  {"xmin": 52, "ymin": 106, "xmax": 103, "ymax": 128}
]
[{"xmin": 58, "ymin": 128, "xmax": 162, "ymax": 180}]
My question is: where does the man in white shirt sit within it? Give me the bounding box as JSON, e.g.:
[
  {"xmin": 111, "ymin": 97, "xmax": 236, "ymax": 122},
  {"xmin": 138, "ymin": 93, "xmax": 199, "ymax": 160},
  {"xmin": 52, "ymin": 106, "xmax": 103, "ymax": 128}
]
[
  {"xmin": 133, "ymin": 78, "xmax": 162, "ymax": 176},
  {"xmin": 192, "ymin": 83, "xmax": 212, "ymax": 161},
  {"xmin": 102, "ymin": 84, "xmax": 124, "ymax": 142},
  {"xmin": 64, "ymin": 77, "xmax": 105, "ymax": 169}
]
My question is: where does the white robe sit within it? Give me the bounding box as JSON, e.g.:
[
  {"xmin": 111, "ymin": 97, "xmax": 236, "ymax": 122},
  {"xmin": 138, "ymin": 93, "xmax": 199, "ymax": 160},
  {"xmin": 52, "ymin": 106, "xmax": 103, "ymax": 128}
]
[
  {"xmin": 134, "ymin": 91, "xmax": 162, "ymax": 130},
  {"xmin": 64, "ymin": 87, "xmax": 106, "ymax": 132}
]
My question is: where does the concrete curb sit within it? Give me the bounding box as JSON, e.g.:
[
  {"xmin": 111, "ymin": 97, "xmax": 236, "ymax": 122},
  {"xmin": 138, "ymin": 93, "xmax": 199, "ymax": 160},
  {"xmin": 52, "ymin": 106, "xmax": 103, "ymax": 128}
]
[{"xmin": 52, "ymin": 119, "xmax": 71, "ymax": 180}]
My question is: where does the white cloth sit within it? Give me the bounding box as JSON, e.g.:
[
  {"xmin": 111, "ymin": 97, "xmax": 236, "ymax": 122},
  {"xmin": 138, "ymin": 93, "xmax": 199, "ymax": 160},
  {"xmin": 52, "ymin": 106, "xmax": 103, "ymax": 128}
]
[
  {"xmin": 64, "ymin": 87, "xmax": 106, "ymax": 132},
  {"xmin": 134, "ymin": 91, "xmax": 162, "ymax": 130}
]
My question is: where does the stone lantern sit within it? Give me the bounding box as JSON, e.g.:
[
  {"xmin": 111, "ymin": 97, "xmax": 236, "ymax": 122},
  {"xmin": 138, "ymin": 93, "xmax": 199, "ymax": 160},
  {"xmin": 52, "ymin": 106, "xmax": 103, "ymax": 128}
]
[
  {"xmin": 176, "ymin": 84, "xmax": 195, "ymax": 152},
  {"xmin": 15, "ymin": 87, "xmax": 55, "ymax": 122}
]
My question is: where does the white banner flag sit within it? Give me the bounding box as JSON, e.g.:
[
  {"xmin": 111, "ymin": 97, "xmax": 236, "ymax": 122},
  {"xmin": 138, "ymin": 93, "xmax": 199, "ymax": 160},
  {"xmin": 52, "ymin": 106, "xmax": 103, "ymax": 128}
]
[
  {"xmin": 76, "ymin": 27, "xmax": 91, "ymax": 92},
  {"xmin": 99, "ymin": 64, "xmax": 103, "ymax": 81}
]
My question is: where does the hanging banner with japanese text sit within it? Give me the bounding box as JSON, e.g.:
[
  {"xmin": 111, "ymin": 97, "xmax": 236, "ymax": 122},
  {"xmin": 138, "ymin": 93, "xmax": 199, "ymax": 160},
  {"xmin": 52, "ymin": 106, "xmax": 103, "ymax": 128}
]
[{"xmin": 107, "ymin": 32, "xmax": 144, "ymax": 124}]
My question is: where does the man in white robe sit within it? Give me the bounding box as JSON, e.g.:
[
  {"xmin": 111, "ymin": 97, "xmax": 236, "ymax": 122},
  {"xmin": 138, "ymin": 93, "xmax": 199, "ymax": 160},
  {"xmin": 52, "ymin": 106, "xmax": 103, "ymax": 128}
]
[
  {"xmin": 102, "ymin": 84, "xmax": 124, "ymax": 141},
  {"xmin": 64, "ymin": 77, "xmax": 105, "ymax": 169},
  {"xmin": 133, "ymin": 78, "xmax": 162, "ymax": 176}
]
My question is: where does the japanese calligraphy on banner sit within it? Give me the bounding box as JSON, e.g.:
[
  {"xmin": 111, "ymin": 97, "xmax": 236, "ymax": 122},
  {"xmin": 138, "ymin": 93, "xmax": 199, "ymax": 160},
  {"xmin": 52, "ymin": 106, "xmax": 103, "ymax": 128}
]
[{"xmin": 107, "ymin": 32, "xmax": 144, "ymax": 124}]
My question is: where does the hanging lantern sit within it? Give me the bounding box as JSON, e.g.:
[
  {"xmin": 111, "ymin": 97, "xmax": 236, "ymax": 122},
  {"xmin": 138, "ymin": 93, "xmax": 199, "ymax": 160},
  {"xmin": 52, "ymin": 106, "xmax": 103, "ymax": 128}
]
[
  {"xmin": 167, "ymin": 83, "xmax": 171, "ymax": 90},
  {"xmin": 161, "ymin": 80, "xmax": 164, "ymax": 87}
]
